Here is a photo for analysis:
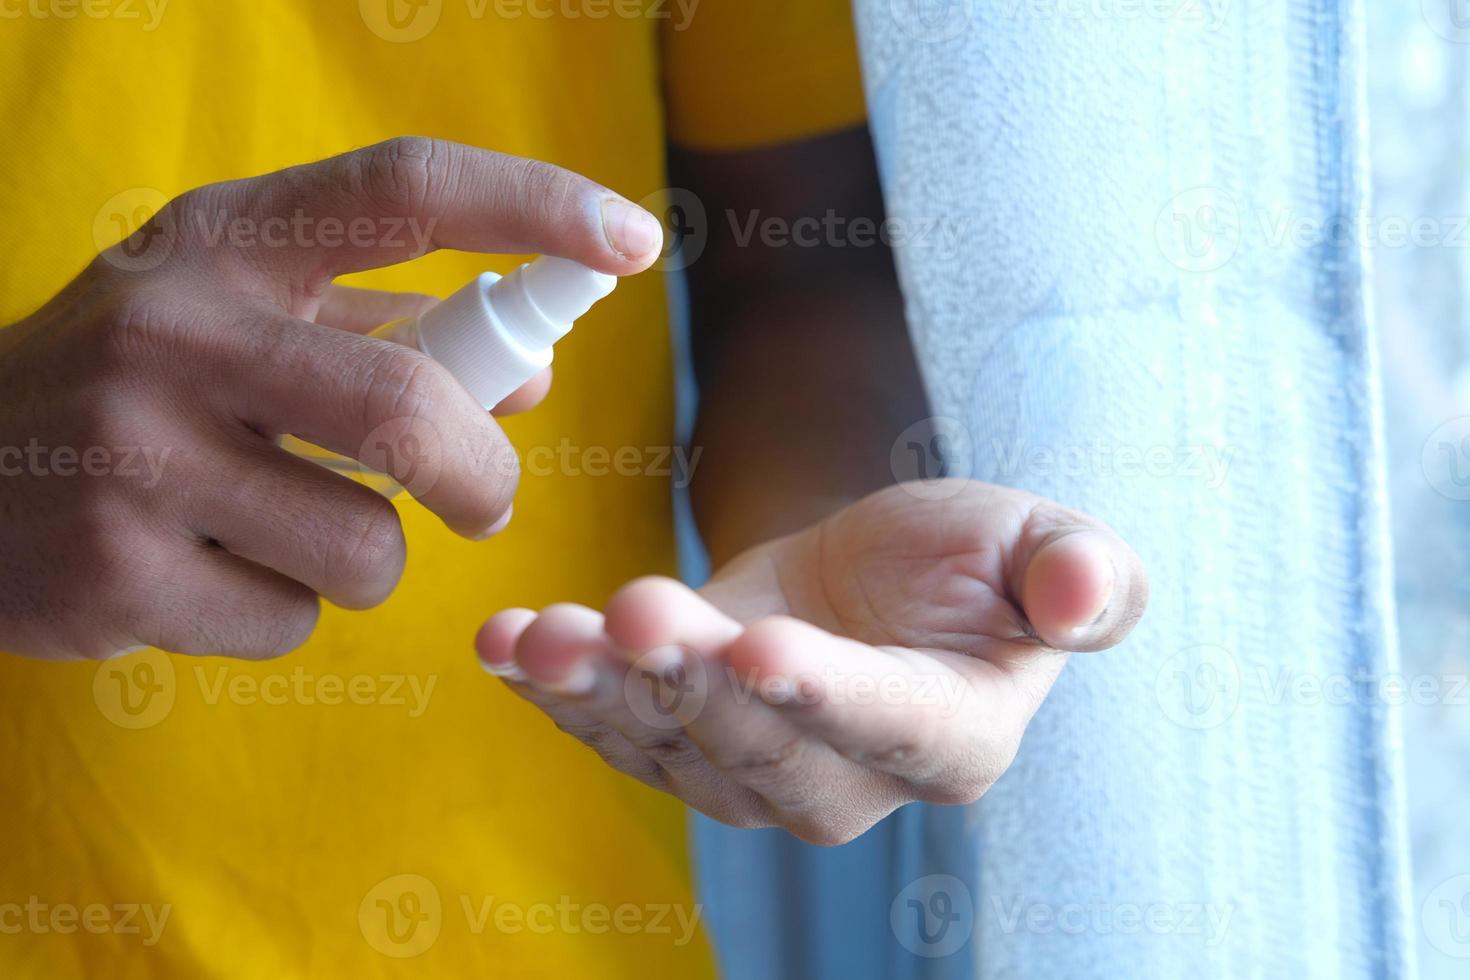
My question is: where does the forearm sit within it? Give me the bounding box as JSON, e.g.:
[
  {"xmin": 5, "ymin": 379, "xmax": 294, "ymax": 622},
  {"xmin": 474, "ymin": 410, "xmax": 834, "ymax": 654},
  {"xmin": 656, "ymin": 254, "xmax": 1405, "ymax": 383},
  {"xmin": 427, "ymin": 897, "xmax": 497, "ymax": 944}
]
[
  {"xmin": 689, "ymin": 277, "xmax": 925, "ymax": 567},
  {"xmin": 675, "ymin": 126, "xmax": 930, "ymax": 568}
]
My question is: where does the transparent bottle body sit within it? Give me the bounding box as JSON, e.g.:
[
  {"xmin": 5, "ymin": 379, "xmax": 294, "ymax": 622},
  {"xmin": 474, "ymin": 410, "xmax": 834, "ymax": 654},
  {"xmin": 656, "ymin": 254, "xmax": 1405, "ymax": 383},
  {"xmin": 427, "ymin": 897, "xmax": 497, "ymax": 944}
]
[{"xmin": 281, "ymin": 316, "xmax": 421, "ymax": 498}]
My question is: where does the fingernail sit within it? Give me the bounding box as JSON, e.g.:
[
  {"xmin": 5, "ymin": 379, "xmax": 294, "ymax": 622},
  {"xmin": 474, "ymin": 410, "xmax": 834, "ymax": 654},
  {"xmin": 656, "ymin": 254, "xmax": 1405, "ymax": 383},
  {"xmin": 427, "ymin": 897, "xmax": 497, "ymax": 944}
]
[
  {"xmin": 480, "ymin": 658, "xmax": 527, "ymax": 683},
  {"xmin": 537, "ymin": 660, "xmax": 599, "ymax": 698},
  {"xmin": 1068, "ymin": 543, "xmax": 1116, "ymax": 640},
  {"xmin": 107, "ymin": 644, "xmax": 148, "ymax": 660},
  {"xmin": 601, "ymin": 198, "xmax": 663, "ymax": 260},
  {"xmin": 474, "ymin": 505, "xmax": 514, "ymax": 541}
]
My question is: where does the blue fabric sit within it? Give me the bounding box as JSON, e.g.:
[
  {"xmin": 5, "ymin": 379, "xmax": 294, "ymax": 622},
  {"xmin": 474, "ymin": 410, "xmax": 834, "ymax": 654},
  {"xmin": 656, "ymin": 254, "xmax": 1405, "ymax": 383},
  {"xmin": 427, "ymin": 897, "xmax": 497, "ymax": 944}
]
[{"xmin": 693, "ymin": 1, "xmax": 1417, "ymax": 977}]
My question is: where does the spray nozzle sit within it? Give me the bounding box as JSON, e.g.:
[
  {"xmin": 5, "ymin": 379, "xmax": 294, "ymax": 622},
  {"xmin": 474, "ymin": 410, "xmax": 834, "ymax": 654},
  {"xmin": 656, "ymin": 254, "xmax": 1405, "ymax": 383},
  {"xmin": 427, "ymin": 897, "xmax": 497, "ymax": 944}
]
[{"xmin": 414, "ymin": 255, "xmax": 619, "ymax": 409}]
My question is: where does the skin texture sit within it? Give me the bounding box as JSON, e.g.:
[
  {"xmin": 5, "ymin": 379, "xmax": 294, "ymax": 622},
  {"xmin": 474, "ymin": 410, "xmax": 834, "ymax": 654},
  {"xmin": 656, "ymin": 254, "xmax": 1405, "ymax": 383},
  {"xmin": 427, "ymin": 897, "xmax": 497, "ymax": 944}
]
[
  {"xmin": 476, "ymin": 127, "xmax": 1149, "ymax": 843},
  {"xmin": 0, "ymin": 137, "xmax": 662, "ymax": 660}
]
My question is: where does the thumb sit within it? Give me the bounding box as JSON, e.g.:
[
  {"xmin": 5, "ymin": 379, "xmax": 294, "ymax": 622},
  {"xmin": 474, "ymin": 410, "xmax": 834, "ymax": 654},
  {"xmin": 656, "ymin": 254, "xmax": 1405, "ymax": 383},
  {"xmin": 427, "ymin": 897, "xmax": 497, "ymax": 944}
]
[{"xmin": 1015, "ymin": 518, "xmax": 1148, "ymax": 653}]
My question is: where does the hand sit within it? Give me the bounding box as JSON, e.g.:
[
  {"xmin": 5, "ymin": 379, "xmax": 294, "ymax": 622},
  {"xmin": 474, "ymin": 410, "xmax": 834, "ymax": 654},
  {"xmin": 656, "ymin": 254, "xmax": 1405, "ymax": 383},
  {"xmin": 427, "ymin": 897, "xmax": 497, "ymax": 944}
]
[
  {"xmin": 476, "ymin": 480, "xmax": 1147, "ymax": 845},
  {"xmin": 0, "ymin": 137, "xmax": 663, "ymax": 660}
]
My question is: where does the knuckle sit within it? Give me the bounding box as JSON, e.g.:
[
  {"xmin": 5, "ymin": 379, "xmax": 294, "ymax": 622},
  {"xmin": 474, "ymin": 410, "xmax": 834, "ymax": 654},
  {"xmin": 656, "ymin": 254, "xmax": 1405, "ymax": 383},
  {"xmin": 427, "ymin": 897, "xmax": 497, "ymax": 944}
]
[
  {"xmin": 504, "ymin": 156, "xmax": 583, "ymax": 224},
  {"xmin": 714, "ymin": 733, "xmax": 807, "ymax": 784},
  {"xmin": 160, "ymin": 188, "xmax": 206, "ymax": 238},
  {"xmin": 855, "ymin": 730, "xmax": 936, "ymax": 772},
  {"xmin": 91, "ymin": 288, "xmax": 180, "ymax": 370},
  {"xmin": 360, "ymin": 345, "xmax": 446, "ymax": 427},
  {"xmin": 359, "ymin": 136, "xmax": 440, "ymax": 214},
  {"xmin": 85, "ymin": 527, "xmax": 160, "ymax": 602},
  {"xmin": 158, "ymin": 186, "xmax": 229, "ymax": 260},
  {"xmin": 625, "ymin": 731, "xmax": 705, "ymax": 770}
]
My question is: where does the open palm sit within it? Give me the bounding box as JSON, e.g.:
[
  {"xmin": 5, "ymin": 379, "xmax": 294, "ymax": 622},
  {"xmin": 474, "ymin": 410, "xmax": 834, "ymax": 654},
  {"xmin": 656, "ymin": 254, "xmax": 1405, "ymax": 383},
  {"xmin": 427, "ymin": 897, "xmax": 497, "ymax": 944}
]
[{"xmin": 476, "ymin": 480, "xmax": 1147, "ymax": 845}]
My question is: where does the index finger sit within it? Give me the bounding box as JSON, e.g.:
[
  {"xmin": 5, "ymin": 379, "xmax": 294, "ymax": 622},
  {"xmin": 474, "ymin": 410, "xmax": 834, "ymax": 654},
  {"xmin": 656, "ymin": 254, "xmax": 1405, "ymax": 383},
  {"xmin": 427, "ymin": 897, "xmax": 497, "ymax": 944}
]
[{"xmin": 174, "ymin": 137, "xmax": 664, "ymax": 295}]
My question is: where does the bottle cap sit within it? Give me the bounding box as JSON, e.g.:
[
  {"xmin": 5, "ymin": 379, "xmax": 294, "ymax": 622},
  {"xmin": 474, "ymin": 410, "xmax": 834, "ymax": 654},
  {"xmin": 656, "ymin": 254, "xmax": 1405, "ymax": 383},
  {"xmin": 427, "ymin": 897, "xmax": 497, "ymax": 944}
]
[{"xmin": 415, "ymin": 257, "xmax": 617, "ymax": 410}]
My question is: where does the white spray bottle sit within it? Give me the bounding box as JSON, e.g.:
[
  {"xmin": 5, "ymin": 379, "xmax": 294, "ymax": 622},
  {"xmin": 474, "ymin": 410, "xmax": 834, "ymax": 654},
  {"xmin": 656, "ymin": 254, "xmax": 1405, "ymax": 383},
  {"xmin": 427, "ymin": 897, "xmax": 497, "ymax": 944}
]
[{"xmin": 288, "ymin": 255, "xmax": 616, "ymax": 496}]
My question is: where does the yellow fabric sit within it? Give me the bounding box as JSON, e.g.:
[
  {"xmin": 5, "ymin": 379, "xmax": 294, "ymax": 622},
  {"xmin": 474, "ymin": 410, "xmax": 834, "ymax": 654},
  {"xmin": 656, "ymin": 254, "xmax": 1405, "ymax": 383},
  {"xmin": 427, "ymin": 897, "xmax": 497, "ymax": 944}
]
[
  {"xmin": 0, "ymin": 2, "xmax": 864, "ymax": 977},
  {"xmin": 661, "ymin": 2, "xmax": 868, "ymax": 150}
]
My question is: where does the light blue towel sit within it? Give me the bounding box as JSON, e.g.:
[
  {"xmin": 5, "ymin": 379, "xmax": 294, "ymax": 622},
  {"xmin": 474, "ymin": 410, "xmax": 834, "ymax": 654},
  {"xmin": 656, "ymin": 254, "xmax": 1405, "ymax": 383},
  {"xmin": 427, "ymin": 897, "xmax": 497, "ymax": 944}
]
[{"xmin": 693, "ymin": 1, "xmax": 1417, "ymax": 977}]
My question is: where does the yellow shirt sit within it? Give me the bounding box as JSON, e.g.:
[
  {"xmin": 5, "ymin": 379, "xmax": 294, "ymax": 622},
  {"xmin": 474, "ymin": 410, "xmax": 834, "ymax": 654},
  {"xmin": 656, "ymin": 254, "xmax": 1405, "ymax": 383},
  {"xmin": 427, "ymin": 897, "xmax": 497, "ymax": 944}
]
[{"xmin": 0, "ymin": 2, "xmax": 864, "ymax": 976}]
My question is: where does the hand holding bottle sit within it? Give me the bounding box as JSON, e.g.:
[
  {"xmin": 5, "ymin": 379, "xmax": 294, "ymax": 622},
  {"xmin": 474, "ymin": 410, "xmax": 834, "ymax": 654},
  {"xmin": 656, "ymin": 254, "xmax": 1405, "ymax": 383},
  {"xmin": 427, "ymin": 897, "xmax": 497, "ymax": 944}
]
[{"xmin": 0, "ymin": 137, "xmax": 663, "ymax": 661}]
